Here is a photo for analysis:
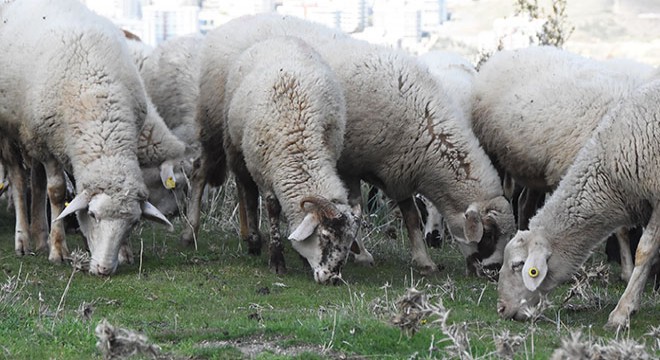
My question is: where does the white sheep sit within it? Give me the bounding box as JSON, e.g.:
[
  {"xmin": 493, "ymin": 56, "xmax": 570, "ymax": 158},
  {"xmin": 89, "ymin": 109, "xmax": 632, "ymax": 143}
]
[
  {"xmin": 191, "ymin": 14, "xmax": 515, "ymax": 276},
  {"xmin": 122, "ymin": 32, "xmax": 199, "ymax": 218},
  {"xmin": 418, "ymin": 50, "xmax": 477, "ymax": 122},
  {"xmin": 472, "ymin": 46, "xmax": 657, "ymax": 277},
  {"xmin": 0, "ymin": 0, "xmax": 172, "ymax": 275},
  {"xmin": 497, "ymin": 78, "xmax": 660, "ymax": 329},
  {"xmin": 139, "ymin": 34, "xmax": 204, "ymax": 150},
  {"xmin": 223, "ymin": 36, "xmax": 358, "ymax": 283}
]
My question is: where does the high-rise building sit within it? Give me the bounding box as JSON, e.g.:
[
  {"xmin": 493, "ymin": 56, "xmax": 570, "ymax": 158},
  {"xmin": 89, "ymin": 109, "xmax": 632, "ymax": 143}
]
[
  {"xmin": 142, "ymin": 0, "xmax": 200, "ymax": 45},
  {"xmin": 277, "ymin": 0, "xmax": 366, "ymax": 33}
]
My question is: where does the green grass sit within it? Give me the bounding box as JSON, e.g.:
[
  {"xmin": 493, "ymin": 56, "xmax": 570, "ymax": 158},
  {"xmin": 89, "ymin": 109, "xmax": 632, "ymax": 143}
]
[{"xmin": 0, "ymin": 194, "xmax": 658, "ymax": 359}]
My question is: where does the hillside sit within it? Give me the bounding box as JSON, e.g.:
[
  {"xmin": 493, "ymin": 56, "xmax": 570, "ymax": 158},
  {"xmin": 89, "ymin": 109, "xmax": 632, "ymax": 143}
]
[{"xmin": 436, "ymin": 0, "xmax": 660, "ymax": 65}]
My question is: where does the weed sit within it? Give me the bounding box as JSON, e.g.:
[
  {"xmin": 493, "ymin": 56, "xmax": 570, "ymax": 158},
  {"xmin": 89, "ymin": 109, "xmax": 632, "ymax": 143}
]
[{"xmin": 95, "ymin": 318, "xmax": 162, "ymax": 360}]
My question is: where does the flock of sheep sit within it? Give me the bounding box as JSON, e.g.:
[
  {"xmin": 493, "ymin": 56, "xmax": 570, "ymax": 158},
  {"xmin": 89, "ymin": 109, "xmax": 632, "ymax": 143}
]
[{"xmin": 0, "ymin": 0, "xmax": 658, "ymax": 331}]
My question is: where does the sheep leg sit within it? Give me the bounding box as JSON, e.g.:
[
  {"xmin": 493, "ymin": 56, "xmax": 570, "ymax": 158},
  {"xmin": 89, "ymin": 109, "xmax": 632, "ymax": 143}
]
[
  {"xmin": 29, "ymin": 160, "xmax": 49, "ymax": 252},
  {"xmin": 7, "ymin": 162, "xmax": 30, "ymax": 256},
  {"xmin": 180, "ymin": 163, "xmax": 205, "ymax": 246},
  {"xmin": 45, "ymin": 160, "xmax": 69, "ymax": 263},
  {"xmin": 398, "ymin": 197, "xmax": 438, "ymax": 275},
  {"xmin": 615, "ymin": 226, "xmax": 634, "ymax": 282},
  {"xmin": 265, "ymin": 194, "xmax": 286, "ymax": 275},
  {"xmin": 517, "ymin": 187, "xmax": 543, "ymax": 230},
  {"xmin": 606, "ymin": 206, "xmax": 660, "ymax": 330},
  {"xmin": 346, "ymin": 178, "xmax": 374, "ymax": 266},
  {"xmin": 237, "ymin": 175, "xmax": 263, "ymax": 255},
  {"xmin": 118, "ymin": 238, "xmax": 134, "ymax": 265}
]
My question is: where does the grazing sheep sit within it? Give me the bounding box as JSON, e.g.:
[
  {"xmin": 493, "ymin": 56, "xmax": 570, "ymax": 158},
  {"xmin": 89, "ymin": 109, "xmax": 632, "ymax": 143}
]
[
  {"xmin": 139, "ymin": 34, "xmax": 204, "ymax": 150},
  {"xmin": 223, "ymin": 36, "xmax": 358, "ymax": 283},
  {"xmin": 472, "ymin": 46, "xmax": 657, "ymax": 279},
  {"xmin": 122, "ymin": 32, "xmax": 190, "ymax": 195},
  {"xmin": 192, "ymin": 14, "xmax": 515, "ymax": 277},
  {"xmin": 122, "ymin": 32, "xmax": 200, "ymax": 218},
  {"xmin": 418, "ymin": 50, "xmax": 476, "ymax": 122},
  {"xmin": 497, "ymin": 78, "xmax": 660, "ymax": 329},
  {"xmin": 0, "ymin": 0, "xmax": 172, "ymax": 275}
]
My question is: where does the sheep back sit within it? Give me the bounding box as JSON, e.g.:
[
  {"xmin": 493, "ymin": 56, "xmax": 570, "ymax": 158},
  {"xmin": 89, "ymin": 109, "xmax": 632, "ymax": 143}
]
[
  {"xmin": 472, "ymin": 46, "xmax": 654, "ymax": 191},
  {"xmin": 225, "ymin": 36, "xmax": 348, "ymax": 223}
]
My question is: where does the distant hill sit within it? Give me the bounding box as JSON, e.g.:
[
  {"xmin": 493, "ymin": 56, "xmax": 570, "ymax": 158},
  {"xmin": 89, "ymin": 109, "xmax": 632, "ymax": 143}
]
[{"xmin": 436, "ymin": 0, "xmax": 660, "ymax": 66}]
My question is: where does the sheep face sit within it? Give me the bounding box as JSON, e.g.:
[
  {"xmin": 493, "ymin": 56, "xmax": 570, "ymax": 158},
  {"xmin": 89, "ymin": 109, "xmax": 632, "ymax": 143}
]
[
  {"xmin": 289, "ymin": 198, "xmax": 359, "ymax": 285},
  {"xmin": 59, "ymin": 191, "xmax": 173, "ymax": 276},
  {"xmin": 497, "ymin": 230, "xmax": 552, "ymax": 320},
  {"xmin": 450, "ymin": 196, "xmax": 516, "ymax": 276},
  {"xmin": 76, "ymin": 193, "xmax": 141, "ymax": 276}
]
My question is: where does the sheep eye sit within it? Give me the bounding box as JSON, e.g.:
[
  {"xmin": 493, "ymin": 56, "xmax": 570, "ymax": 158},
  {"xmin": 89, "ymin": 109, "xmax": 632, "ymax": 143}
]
[
  {"xmin": 511, "ymin": 261, "xmax": 524, "ymax": 272},
  {"xmin": 88, "ymin": 211, "xmax": 97, "ymax": 221}
]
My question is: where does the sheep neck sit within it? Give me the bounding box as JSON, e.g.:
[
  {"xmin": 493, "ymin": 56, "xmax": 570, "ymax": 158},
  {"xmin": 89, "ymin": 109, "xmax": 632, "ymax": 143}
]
[{"xmin": 530, "ymin": 161, "xmax": 642, "ymax": 286}]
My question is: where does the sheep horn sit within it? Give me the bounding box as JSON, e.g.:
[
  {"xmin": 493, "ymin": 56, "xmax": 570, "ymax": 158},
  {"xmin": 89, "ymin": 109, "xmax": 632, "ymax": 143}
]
[
  {"xmin": 55, "ymin": 191, "xmax": 90, "ymax": 221},
  {"xmin": 300, "ymin": 195, "xmax": 340, "ymax": 219}
]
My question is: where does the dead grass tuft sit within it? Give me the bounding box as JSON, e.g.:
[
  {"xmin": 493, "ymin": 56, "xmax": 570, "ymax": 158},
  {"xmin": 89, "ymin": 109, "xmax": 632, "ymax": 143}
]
[
  {"xmin": 550, "ymin": 330, "xmax": 654, "ymax": 360},
  {"xmin": 562, "ymin": 261, "xmax": 610, "ymax": 311},
  {"xmin": 493, "ymin": 329, "xmax": 525, "ymax": 359},
  {"xmin": 95, "ymin": 319, "xmax": 161, "ymax": 360}
]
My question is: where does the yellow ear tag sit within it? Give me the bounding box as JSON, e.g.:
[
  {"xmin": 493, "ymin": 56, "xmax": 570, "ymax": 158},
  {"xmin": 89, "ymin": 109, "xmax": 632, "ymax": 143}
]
[
  {"xmin": 64, "ymin": 201, "xmax": 70, "ymax": 208},
  {"xmin": 165, "ymin": 176, "xmax": 176, "ymax": 189},
  {"xmin": 0, "ymin": 183, "xmax": 4, "ymax": 190},
  {"xmin": 528, "ymin": 267, "xmax": 539, "ymax": 278}
]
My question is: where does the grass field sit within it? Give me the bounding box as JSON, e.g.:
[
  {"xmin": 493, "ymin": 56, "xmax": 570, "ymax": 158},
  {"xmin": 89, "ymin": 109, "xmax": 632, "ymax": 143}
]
[{"xmin": 0, "ymin": 186, "xmax": 658, "ymax": 359}]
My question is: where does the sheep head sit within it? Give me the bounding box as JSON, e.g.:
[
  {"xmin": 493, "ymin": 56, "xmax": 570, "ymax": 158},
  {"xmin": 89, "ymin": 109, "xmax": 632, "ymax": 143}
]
[
  {"xmin": 451, "ymin": 196, "xmax": 516, "ymax": 276},
  {"xmin": 497, "ymin": 230, "xmax": 552, "ymax": 320},
  {"xmin": 288, "ymin": 195, "xmax": 359, "ymax": 285},
  {"xmin": 56, "ymin": 190, "xmax": 172, "ymax": 276}
]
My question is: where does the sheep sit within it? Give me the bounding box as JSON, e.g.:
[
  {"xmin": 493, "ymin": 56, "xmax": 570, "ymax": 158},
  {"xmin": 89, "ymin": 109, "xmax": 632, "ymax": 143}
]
[
  {"xmin": 472, "ymin": 46, "xmax": 656, "ymax": 221},
  {"xmin": 138, "ymin": 34, "xmax": 204, "ymax": 150},
  {"xmin": 416, "ymin": 51, "xmax": 477, "ymax": 248},
  {"xmin": 121, "ymin": 32, "xmax": 199, "ymax": 218},
  {"xmin": 223, "ymin": 36, "xmax": 359, "ymax": 283},
  {"xmin": 191, "ymin": 13, "xmax": 515, "ymax": 277},
  {"xmin": 472, "ymin": 46, "xmax": 657, "ymax": 279},
  {"xmin": 0, "ymin": 0, "xmax": 172, "ymax": 275},
  {"xmin": 122, "ymin": 31, "xmax": 190, "ymax": 194},
  {"xmin": 497, "ymin": 78, "xmax": 660, "ymax": 330},
  {"xmin": 418, "ymin": 50, "xmax": 477, "ymax": 122}
]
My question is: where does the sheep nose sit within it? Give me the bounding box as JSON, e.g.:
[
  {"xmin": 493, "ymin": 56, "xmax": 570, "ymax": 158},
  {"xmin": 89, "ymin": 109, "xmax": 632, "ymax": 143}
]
[
  {"xmin": 96, "ymin": 264, "xmax": 112, "ymax": 276},
  {"xmin": 497, "ymin": 303, "xmax": 506, "ymax": 316}
]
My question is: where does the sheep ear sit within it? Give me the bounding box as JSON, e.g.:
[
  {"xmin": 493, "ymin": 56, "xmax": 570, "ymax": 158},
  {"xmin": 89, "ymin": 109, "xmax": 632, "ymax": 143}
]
[
  {"xmin": 55, "ymin": 192, "xmax": 90, "ymax": 221},
  {"xmin": 159, "ymin": 162, "xmax": 176, "ymax": 189},
  {"xmin": 464, "ymin": 206, "xmax": 483, "ymax": 243},
  {"xmin": 289, "ymin": 213, "xmax": 319, "ymax": 241},
  {"xmin": 522, "ymin": 244, "xmax": 551, "ymax": 291},
  {"xmin": 141, "ymin": 201, "xmax": 174, "ymax": 232}
]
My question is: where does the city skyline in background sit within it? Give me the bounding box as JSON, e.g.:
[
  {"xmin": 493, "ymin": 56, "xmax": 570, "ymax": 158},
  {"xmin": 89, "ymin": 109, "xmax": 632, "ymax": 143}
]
[
  {"xmin": 80, "ymin": 0, "xmax": 660, "ymax": 65},
  {"xmin": 82, "ymin": 0, "xmax": 450, "ymax": 54}
]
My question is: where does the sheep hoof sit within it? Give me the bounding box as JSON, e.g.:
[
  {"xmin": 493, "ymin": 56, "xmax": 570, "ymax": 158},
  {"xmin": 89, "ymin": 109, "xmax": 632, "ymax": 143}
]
[
  {"xmin": 353, "ymin": 252, "xmax": 375, "ymax": 267},
  {"xmin": 605, "ymin": 311, "xmax": 630, "ymax": 331},
  {"xmin": 48, "ymin": 252, "xmax": 66, "ymax": 264},
  {"xmin": 179, "ymin": 230, "xmax": 195, "ymax": 247},
  {"xmin": 417, "ymin": 264, "xmax": 439, "ymax": 276},
  {"xmin": 269, "ymin": 262, "xmax": 287, "ymax": 275},
  {"xmin": 269, "ymin": 246, "xmax": 287, "ymax": 275},
  {"xmin": 245, "ymin": 234, "xmax": 263, "ymax": 256},
  {"xmin": 118, "ymin": 244, "xmax": 134, "ymax": 265},
  {"xmin": 15, "ymin": 235, "xmax": 30, "ymax": 256},
  {"xmin": 34, "ymin": 241, "xmax": 49, "ymax": 254}
]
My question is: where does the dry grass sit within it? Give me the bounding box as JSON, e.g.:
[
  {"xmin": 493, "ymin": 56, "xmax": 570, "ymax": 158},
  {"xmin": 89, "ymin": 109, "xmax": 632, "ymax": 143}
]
[{"xmin": 95, "ymin": 319, "xmax": 162, "ymax": 360}]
